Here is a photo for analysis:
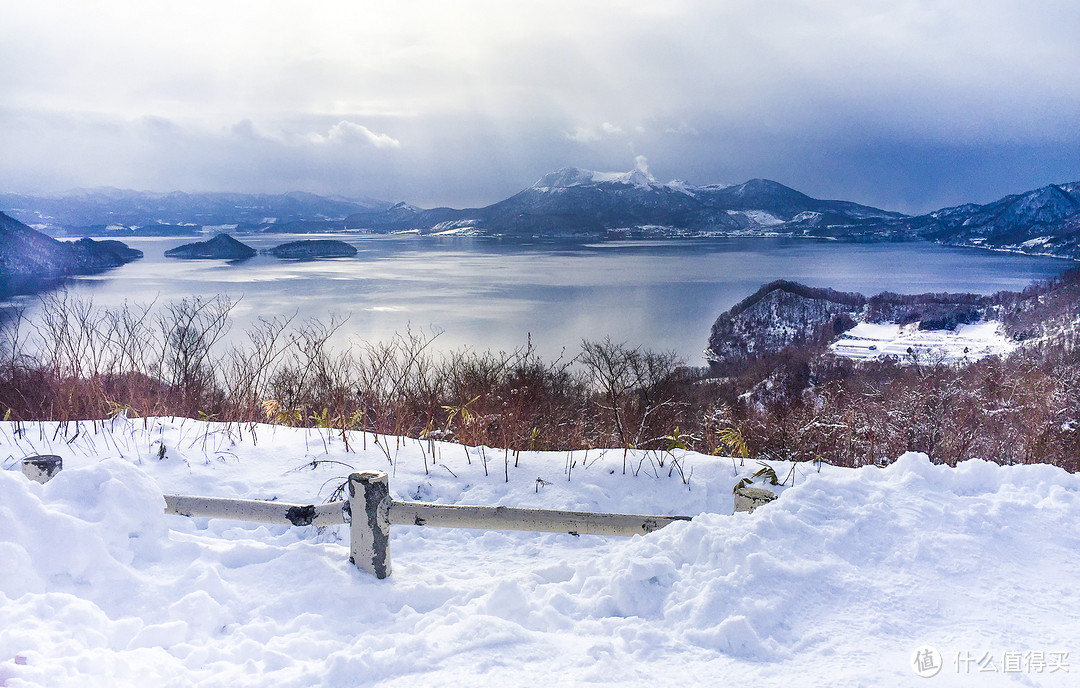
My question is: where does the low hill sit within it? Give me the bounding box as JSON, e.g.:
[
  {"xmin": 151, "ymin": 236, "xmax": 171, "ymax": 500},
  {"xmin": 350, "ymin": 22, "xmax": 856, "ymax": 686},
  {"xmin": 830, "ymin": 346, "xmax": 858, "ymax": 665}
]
[{"xmin": 706, "ymin": 270, "xmax": 1080, "ymax": 369}]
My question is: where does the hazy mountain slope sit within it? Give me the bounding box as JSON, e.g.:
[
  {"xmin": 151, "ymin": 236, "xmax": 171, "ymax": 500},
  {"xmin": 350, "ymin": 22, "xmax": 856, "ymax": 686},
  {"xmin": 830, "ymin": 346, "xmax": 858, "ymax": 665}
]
[{"xmin": 0, "ymin": 211, "xmax": 142, "ymax": 295}]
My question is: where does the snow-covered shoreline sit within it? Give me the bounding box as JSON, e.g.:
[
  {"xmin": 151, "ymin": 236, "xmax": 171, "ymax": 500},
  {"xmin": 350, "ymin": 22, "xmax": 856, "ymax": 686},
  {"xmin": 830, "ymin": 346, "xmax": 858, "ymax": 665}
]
[{"xmin": 2, "ymin": 417, "xmax": 1078, "ymax": 686}]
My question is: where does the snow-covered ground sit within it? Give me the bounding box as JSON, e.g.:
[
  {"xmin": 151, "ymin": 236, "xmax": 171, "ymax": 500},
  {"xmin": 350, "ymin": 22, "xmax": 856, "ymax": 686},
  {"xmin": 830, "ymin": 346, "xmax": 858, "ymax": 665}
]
[
  {"xmin": 830, "ymin": 320, "xmax": 1016, "ymax": 362},
  {"xmin": 1, "ymin": 416, "xmax": 1078, "ymax": 687}
]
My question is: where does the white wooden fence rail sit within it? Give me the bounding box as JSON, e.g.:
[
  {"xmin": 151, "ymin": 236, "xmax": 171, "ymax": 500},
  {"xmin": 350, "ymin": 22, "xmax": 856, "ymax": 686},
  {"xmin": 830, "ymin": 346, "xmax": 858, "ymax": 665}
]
[
  {"xmin": 389, "ymin": 502, "xmax": 687, "ymax": 536},
  {"xmin": 21, "ymin": 458, "xmax": 698, "ymax": 579},
  {"xmin": 163, "ymin": 494, "xmax": 347, "ymax": 527}
]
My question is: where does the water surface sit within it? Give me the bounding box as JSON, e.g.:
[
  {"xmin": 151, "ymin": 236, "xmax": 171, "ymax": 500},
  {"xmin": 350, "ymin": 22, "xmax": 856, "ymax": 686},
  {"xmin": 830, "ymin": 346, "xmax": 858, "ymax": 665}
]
[{"xmin": 9, "ymin": 235, "xmax": 1072, "ymax": 364}]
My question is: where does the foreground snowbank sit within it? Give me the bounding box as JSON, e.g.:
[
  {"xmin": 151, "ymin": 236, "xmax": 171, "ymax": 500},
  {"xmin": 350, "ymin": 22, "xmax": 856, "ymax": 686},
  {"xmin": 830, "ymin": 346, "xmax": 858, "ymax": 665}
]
[{"xmin": 1, "ymin": 418, "xmax": 1078, "ymax": 686}]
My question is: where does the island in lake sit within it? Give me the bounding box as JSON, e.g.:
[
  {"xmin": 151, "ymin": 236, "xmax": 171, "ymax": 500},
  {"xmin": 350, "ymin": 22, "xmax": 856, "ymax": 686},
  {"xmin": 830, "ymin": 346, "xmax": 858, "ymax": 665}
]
[
  {"xmin": 265, "ymin": 239, "xmax": 358, "ymax": 259},
  {"xmin": 164, "ymin": 234, "xmax": 257, "ymax": 260}
]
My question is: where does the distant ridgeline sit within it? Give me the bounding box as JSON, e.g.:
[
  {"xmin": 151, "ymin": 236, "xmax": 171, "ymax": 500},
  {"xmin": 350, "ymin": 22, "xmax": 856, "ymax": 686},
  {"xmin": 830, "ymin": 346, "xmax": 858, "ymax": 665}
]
[
  {"xmin": 3, "ymin": 173, "xmax": 1080, "ymax": 259},
  {"xmin": 706, "ymin": 271, "xmax": 1080, "ymax": 370},
  {"xmin": 345, "ymin": 173, "xmax": 1080, "ymax": 259},
  {"xmin": 0, "ymin": 190, "xmax": 390, "ymax": 237},
  {"xmin": 0, "ymin": 211, "xmax": 142, "ymax": 297}
]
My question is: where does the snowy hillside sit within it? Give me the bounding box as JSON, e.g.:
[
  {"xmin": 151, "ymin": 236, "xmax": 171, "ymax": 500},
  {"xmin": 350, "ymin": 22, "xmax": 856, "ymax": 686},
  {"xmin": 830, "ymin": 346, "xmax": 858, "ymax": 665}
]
[
  {"xmin": 906, "ymin": 182, "xmax": 1080, "ymax": 258},
  {"xmin": 1, "ymin": 417, "xmax": 1077, "ymax": 686}
]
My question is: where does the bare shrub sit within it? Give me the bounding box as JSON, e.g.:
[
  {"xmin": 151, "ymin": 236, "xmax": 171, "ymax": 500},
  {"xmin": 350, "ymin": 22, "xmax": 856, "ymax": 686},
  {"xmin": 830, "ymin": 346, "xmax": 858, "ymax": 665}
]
[{"xmin": 1, "ymin": 289, "xmax": 1078, "ymax": 471}]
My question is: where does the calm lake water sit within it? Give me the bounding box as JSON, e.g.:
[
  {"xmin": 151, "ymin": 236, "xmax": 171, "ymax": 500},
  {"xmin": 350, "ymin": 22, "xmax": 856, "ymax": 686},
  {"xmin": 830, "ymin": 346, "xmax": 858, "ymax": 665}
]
[{"xmin": 10, "ymin": 234, "xmax": 1074, "ymax": 364}]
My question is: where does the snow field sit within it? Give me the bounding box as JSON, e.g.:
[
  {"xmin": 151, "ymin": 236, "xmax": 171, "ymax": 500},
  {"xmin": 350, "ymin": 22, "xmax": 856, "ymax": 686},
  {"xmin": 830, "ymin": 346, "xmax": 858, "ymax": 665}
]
[
  {"xmin": 829, "ymin": 320, "xmax": 1016, "ymax": 362},
  {"xmin": 1, "ymin": 417, "xmax": 1078, "ymax": 686}
]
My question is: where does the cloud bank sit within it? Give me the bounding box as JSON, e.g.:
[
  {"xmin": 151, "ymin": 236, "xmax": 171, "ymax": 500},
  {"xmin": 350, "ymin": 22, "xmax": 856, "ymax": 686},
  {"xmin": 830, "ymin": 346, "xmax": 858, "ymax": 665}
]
[{"xmin": 1, "ymin": 1, "xmax": 1078, "ymax": 212}]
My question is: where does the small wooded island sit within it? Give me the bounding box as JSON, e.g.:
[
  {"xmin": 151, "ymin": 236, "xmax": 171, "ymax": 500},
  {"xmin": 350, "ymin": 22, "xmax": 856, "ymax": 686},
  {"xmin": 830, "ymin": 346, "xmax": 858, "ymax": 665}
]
[
  {"xmin": 164, "ymin": 234, "xmax": 257, "ymax": 260},
  {"xmin": 265, "ymin": 239, "xmax": 358, "ymax": 259}
]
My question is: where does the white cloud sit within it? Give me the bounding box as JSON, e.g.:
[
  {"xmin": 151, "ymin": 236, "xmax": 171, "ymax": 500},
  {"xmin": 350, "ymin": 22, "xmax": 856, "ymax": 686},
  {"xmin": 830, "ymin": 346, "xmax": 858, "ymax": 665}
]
[
  {"xmin": 566, "ymin": 122, "xmax": 630, "ymax": 143},
  {"xmin": 633, "ymin": 155, "xmax": 650, "ymax": 176},
  {"xmin": 565, "ymin": 126, "xmax": 600, "ymax": 143},
  {"xmin": 665, "ymin": 123, "xmax": 699, "ymax": 136},
  {"xmin": 310, "ymin": 121, "xmax": 400, "ymax": 149}
]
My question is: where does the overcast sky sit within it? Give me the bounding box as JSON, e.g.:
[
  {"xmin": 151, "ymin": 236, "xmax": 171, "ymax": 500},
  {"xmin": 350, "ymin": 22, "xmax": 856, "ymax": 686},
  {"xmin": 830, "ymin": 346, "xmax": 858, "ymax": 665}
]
[{"xmin": 2, "ymin": 1, "xmax": 1078, "ymax": 213}]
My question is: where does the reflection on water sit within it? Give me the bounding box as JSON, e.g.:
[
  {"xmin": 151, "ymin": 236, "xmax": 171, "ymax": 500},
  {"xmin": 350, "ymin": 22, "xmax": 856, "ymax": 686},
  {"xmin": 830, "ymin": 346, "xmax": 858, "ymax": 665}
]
[{"xmin": 8, "ymin": 234, "xmax": 1073, "ymax": 364}]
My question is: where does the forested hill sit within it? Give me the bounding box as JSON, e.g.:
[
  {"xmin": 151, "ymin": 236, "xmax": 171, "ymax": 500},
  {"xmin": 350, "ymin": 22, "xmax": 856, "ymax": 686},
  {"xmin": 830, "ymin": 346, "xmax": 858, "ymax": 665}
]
[{"xmin": 706, "ymin": 271, "xmax": 1080, "ymax": 368}]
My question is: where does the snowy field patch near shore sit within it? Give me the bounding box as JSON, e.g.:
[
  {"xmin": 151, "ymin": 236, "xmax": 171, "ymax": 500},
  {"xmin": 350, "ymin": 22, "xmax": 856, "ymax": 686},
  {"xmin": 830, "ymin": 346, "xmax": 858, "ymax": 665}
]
[
  {"xmin": 830, "ymin": 320, "xmax": 1016, "ymax": 362},
  {"xmin": 1, "ymin": 417, "xmax": 1078, "ymax": 687}
]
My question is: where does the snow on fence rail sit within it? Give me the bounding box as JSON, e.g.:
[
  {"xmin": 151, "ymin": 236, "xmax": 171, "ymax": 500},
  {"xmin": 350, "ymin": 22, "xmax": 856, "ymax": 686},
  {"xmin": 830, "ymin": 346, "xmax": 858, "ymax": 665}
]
[{"xmin": 23, "ymin": 458, "xmax": 695, "ymax": 579}]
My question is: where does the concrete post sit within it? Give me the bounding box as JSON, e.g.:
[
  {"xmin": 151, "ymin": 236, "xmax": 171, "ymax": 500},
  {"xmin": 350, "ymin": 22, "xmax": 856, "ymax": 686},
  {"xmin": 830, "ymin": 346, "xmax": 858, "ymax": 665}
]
[
  {"xmin": 734, "ymin": 486, "xmax": 777, "ymax": 513},
  {"xmin": 348, "ymin": 471, "xmax": 392, "ymax": 579},
  {"xmin": 21, "ymin": 455, "xmax": 62, "ymax": 484}
]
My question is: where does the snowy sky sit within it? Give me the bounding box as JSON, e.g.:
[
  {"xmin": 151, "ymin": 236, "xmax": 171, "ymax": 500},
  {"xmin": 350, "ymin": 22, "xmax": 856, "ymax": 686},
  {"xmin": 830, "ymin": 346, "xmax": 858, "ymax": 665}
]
[{"xmin": 2, "ymin": 0, "xmax": 1079, "ymax": 213}]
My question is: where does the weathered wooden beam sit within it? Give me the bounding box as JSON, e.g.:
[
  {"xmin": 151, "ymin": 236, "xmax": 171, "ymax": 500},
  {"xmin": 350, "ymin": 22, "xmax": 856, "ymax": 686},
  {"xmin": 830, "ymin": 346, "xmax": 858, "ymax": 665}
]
[
  {"xmin": 163, "ymin": 494, "xmax": 346, "ymax": 527},
  {"xmin": 388, "ymin": 501, "xmax": 691, "ymax": 536}
]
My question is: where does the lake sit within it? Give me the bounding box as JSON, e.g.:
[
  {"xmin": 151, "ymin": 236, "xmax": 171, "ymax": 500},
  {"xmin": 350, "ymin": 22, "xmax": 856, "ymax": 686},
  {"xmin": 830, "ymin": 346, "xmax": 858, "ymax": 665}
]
[{"xmin": 8, "ymin": 234, "xmax": 1074, "ymax": 364}]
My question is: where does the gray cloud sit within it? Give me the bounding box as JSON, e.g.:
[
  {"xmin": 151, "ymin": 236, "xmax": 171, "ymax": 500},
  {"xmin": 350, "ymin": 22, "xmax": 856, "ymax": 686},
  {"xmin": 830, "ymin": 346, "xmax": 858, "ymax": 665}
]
[{"xmin": 2, "ymin": 1, "xmax": 1079, "ymax": 212}]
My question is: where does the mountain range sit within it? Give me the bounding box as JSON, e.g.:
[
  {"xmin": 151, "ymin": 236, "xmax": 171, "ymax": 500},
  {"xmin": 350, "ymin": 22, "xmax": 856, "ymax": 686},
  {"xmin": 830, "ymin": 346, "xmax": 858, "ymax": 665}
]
[
  {"xmin": 344, "ymin": 168, "xmax": 1080, "ymax": 259},
  {"xmin": 2, "ymin": 169, "xmax": 1079, "ymax": 259},
  {"xmin": 343, "ymin": 167, "xmax": 905, "ymax": 238}
]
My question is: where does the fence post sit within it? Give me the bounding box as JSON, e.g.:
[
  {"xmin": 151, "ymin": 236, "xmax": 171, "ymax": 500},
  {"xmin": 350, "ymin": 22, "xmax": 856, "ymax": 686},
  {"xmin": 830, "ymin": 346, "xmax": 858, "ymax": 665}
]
[
  {"xmin": 348, "ymin": 471, "xmax": 392, "ymax": 579},
  {"xmin": 21, "ymin": 455, "xmax": 62, "ymax": 484}
]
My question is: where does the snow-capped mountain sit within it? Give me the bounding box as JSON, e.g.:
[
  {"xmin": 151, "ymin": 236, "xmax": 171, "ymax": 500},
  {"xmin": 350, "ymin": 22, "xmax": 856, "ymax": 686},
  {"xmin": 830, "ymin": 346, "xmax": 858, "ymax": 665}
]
[
  {"xmin": 898, "ymin": 182, "xmax": 1080, "ymax": 257},
  {"xmin": 344, "ymin": 164, "xmax": 904, "ymax": 237}
]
